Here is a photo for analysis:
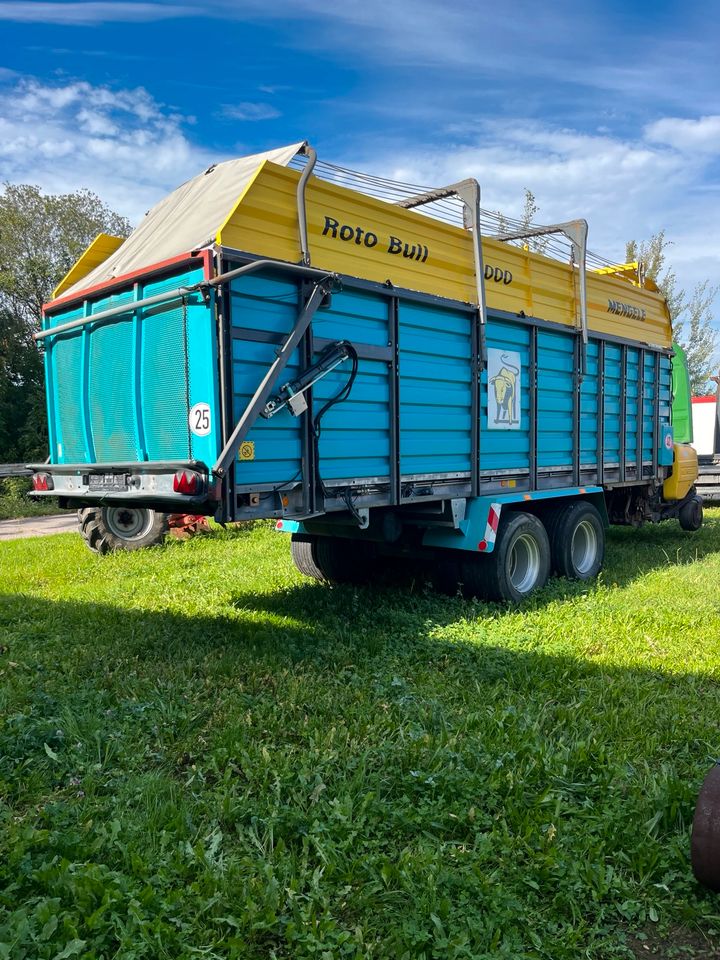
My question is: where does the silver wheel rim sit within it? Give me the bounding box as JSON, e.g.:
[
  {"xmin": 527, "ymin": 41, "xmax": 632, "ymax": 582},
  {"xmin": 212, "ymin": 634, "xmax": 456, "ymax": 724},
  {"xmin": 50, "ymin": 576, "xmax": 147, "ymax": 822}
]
[
  {"xmin": 508, "ymin": 533, "xmax": 541, "ymax": 594},
  {"xmin": 104, "ymin": 507, "xmax": 154, "ymax": 541},
  {"xmin": 571, "ymin": 519, "xmax": 597, "ymax": 576}
]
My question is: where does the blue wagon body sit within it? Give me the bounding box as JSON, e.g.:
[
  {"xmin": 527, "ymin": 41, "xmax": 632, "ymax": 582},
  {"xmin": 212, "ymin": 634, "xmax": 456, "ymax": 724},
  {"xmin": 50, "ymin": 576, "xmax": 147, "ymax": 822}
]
[
  {"xmin": 41, "ymin": 256, "xmax": 673, "ymax": 523},
  {"xmin": 32, "ymin": 144, "xmax": 699, "ymax": 598}
]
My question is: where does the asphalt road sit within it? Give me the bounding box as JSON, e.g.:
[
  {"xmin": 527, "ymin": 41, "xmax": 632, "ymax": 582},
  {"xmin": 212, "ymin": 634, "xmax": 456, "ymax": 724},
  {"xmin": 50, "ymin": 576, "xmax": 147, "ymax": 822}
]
[{"xmin": 0, "ymin": 514, "xmax": 78, "ymax": 541}]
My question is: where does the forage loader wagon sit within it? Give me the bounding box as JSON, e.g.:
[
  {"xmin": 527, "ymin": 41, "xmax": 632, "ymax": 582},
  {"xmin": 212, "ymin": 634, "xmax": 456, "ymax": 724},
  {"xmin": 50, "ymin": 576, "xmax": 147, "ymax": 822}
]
[{"xmin": 30, "ymin": 141, "xmax": 701, "ymax": 601}]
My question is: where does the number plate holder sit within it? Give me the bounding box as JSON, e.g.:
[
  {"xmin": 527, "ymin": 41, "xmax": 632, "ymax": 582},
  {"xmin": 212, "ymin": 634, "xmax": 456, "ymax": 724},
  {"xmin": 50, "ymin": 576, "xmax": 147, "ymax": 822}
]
[{"xmin": 88, "ymin": 473, "xmax": 130, "ymax": 492}]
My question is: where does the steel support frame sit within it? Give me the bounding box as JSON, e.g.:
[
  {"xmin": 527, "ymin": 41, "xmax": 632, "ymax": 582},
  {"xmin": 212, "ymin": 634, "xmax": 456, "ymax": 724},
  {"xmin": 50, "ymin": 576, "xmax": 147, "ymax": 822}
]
[
  {"xmin": 597, "ymin": 340, "xmax": 606, "ymax": 486},
  {"xmin": 652, "ymin": 351, "xmax": 660, "ymax": 480},
  {"xmin": 299, "ymin": 279, "xmax": 318, "ymax": 517},
  {"xmin": 395, "ymin": 179, "xmax": 488, "ymax": 353},
  {"xmin": 637, "ymin": 347, "xmax": 646, "ymax": 481},
  {"xmin": 212, "ymin": 280, "xmax": 332, "ymax": 479},
  {"xmin": 389, "ymin": 296, "xmax": 401, "ymax": 506},
  {"xmin": 573, "ymin": 333, "xmax": 581, "ymax": 487},
  {"xmin": 529, "ymin": 325, "xmax": 538, "ymax": 491},
  {"xmin": 79, "ymin": 298, "xmax": 95, "ymax": 463},
  {"xmin": 130, "ymin": 280, "xmax": 149, "ymax": 463},
  {"xmin": 215, "ymin": 253, "xmax": 235, "ymax": 520},
  {"xmin": 619, "ymin": 344, "xmax": 627, "ymax": 483},
  {"xmin": 471, "ymin": 306, "xmax": 481, "ymax": 498}
]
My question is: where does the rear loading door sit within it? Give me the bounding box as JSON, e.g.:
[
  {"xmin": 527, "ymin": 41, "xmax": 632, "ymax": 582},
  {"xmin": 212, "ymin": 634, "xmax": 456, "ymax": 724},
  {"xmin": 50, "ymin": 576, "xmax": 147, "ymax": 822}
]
[
  {"xmin": 229, "ymin": 271, "xmax": 395, "ymax": 507},
  {"xmin": 43, "ymin": 260, "xmax": 220, "ymax": 469},
  {"xmin": 227, "ymin": 263, "xmax": 480, "ymax": 519}
]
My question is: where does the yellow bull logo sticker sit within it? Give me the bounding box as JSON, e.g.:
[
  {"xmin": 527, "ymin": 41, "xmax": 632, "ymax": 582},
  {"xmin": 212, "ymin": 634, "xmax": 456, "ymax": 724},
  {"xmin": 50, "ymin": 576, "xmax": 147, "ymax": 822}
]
[{"xmin": 488, "ymin": 348, "xmax": 522, "ymax": 430}]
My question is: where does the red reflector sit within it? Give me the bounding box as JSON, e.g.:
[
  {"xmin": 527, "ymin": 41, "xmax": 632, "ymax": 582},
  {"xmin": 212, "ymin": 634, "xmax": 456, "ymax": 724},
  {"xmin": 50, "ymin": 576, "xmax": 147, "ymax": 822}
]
[
  {"xmin": 478, "ymin": 539, "xmax": 487, "ymax": 552},
  {"xmin": 32, "ymin": 473, "xmax": 53, "ymax": 491},
  {"xmin": 276, "ymin": 520, "xmax": 284, "ymax": 529},
  {"xmin": 173, "ymin": 470, "xmax": 200, "ymax": 495}
]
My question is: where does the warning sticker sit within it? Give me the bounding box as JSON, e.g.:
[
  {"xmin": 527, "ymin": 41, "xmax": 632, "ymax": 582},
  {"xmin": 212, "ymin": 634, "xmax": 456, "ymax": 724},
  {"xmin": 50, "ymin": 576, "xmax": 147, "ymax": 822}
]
[{"xmin": 239, "ymin": 441, "xmax": 255, "ymax": 461}]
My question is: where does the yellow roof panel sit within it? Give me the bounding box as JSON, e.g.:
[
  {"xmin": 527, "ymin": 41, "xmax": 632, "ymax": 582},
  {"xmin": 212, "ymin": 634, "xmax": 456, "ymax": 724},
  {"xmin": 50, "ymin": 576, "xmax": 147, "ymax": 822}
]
[
  {"xmin": 217, "ymin": 163, "xmax": 672, "ymax": 348},
  {"xmin": 53, "ymin": 233, "xmax": 126, "ymax": 299}
]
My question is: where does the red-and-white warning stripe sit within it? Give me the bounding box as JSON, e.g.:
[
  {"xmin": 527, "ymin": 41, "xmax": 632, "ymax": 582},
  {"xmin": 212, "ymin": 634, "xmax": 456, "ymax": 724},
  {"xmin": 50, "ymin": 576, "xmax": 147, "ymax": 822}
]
[{"xmin": 478, "ymin": 502, "xmax": 501, "ymax": 551}]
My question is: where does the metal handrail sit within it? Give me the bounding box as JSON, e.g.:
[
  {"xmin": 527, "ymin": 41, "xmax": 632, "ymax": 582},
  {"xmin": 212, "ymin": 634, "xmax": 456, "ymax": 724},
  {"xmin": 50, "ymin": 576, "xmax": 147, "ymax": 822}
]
[
  {"xmin": 396, "ymin": 179, "xmax": 487, "ymax": 329},
  {"xmin": 490, "ymin": 219, "xmax": 589, "ymax": 346},
  {"xmin": 35, "ymin": 259, "xmax": 336, "ymax": 342},
  {"xmin": 296, "ymin": 142, "xmax": 317, "ymax": 265}
]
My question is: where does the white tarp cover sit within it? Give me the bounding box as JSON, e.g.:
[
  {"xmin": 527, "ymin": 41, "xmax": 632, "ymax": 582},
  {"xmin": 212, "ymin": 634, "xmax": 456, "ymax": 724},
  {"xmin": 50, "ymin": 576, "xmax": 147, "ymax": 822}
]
[{"xmin": 61, "ymin": 142, "xmax": 304, "ymax": 299}]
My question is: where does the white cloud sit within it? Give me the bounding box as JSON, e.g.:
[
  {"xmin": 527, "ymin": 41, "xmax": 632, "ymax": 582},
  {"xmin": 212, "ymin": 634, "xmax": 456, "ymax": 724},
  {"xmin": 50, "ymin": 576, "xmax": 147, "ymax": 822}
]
[
  {"xmin": 0, "ymin": 77, "xmax": 219, "ymax": 223},
  {"xmin": 218, "ymin": 102, "xmax": 281, "ymax": 122},
  {"xmin": 0, "ymin": 2, "xmax": 193, "ymax": 24},
  {"xmin": 356, "ymin": 119, "xmax": 720, "ymax": 304},
  {"xmin": 645, "ymin": 115, "xmax": 720, "ymax": 153},
  {"xmin": 1, "ymin": 70, "xmax": 717, "ymax": 320}
]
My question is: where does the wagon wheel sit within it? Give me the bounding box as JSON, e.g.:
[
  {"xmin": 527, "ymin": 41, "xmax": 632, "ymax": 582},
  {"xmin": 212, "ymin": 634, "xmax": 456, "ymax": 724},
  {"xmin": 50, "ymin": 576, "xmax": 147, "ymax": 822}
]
[{"xmin": 691, "ymin": 763, "xmax": 720, "ymax": 891}]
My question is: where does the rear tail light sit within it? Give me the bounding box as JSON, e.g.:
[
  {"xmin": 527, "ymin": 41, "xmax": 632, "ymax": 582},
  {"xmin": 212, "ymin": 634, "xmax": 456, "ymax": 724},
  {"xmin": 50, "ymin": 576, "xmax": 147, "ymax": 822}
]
[
  {"xmin": 32, "ymin": 473, "xmax": 54, "ymax": 491},
  {"xmin": 173, "ymin": 470, "xmax": 203, "ymax": 495}
]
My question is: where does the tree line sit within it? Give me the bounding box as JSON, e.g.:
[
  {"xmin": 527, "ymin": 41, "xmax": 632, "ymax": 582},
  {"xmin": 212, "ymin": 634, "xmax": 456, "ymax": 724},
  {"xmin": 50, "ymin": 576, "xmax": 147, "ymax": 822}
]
[
  {"xmin": 505, "ymin": 189, "xmax": 719, "ymax": 395},
  {"xmin": 0, "ymin": 184, "xmax": 130, "ymax": 462},
  {"xmin": 0, "ymin": 182, "xmax": 717, "ymax": 463},
  {"xmin": 625, "ymin": 232, "xmax": 718, "ymax": 395}
]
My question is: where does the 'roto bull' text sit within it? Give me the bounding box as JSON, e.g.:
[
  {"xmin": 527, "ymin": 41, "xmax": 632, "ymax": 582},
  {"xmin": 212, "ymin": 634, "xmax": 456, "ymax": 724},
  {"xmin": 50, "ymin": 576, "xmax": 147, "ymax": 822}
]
[
  {"xmin": 322, "ymin": 216, "xmax": 428, "ymax": 262},
  {"xmin": 321, "ymin": 215, "xmax": 514, "ymax": 285}
]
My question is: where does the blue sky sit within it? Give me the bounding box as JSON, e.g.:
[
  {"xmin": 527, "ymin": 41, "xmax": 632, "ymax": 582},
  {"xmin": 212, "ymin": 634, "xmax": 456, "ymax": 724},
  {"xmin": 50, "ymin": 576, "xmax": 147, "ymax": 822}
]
[{"xmin": 0, "ymin": 0, "xmax": 719, "ymax": 312}]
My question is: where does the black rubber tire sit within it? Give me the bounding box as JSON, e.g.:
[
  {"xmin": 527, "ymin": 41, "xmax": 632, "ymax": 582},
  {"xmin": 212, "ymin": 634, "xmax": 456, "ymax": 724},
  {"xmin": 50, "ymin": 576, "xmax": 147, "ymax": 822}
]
[
  {"xmin": 77, "ymin": 507, "xmax": 169, "ymax": 555},
  {"xmin": 544, "ymin": 500, "xmax": 605, "ymax": 581},
  {"xmin": 290, "ymin": 534, "xmax": 374, "ymax": 584},
  {"xmin": 691, "ymin": 764, "xmax": 720, "ymax": 891},
  {"xmin": 461, "ymin": 511, "xmax": 550, "ymax": 603},
  {"xmin": 679, "ymin": 495, "xmax": 703, "ymax": 532},
  {"xmin": 290, "ymin": 536, "xmax": 324, "ymax": 579}
]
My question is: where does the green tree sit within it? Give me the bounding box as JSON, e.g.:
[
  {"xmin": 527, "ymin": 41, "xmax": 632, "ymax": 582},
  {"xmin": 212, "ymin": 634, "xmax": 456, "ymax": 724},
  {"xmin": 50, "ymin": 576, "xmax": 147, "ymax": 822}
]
[
  {"xmin": 683, "ymin": 280, "xmax": 719, "ymax": 394},
  {"xmin": 0, "ymin": 307, "xmax": 44, "ymax": 460},
  {"xmin": 0, "ymin": 183, "xmax": 131, "ymax": 461},
  {"xmin": 495, "ymin": 189, "xmax": 550, "ymax": 254},
  {"xmin": 626, "ymin": 232, "xmax": 719, "ymax": 394}
]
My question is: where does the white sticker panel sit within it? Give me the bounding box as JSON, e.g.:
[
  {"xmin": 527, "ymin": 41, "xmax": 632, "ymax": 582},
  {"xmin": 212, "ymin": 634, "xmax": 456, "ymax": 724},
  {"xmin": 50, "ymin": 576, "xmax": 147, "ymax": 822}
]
[{"xmin": 487, "ymin": 348, "xmax": 522, "ymax": 431}]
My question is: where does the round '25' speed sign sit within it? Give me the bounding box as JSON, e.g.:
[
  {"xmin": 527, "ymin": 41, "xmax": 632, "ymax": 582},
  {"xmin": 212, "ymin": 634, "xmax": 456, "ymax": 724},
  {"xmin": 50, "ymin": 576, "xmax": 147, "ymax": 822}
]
[{"xmin": 189, "ymin": 402, "xmax": 211, "ymax": 437}]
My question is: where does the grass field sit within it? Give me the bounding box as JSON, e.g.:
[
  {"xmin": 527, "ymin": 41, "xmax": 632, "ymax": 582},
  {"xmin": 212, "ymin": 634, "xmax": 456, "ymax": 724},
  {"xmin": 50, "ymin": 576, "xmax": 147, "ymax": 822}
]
[{"xmin": 2, "ymin": 515, "xmax": 720, "ymax": 959}]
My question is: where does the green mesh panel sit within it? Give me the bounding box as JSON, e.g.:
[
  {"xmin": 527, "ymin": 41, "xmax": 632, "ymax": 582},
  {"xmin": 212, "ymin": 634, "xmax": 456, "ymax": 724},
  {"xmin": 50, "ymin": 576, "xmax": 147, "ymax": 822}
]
[
  {"xmin": 54, "ymin": 334, "xmax": 85, "ymax": 462},
  {"xmin": 89, "ymin": 317, "xmax": 138, "ymax": 461},
  {"xmin": 142, "ymin": 299, "xmax": 191, "ymax": 460},
  {"xmin": 47, "ymin": 278, "xmax": 196, "ymax": 466}
]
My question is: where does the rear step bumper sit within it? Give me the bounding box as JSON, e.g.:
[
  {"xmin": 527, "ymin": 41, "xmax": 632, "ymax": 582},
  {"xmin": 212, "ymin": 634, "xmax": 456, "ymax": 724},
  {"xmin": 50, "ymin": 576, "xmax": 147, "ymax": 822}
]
[{"xmin": 27, "ymin": 460, "xmax": 215, "ymax": 513}]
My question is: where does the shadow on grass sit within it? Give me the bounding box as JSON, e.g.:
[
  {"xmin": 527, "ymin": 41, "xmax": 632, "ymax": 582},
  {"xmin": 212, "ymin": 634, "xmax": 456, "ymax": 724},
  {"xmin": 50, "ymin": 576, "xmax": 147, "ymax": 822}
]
[
  {"xmin": 229, "ymin": 513, "xmax": 720, "ymax": 621},
  {"xmin": 2, "ymin": 586, "xmax": 720, "ymax": 958},
  {"xmin": 2, "ymin": 578, "xmax": 719, "ymax": 707}
]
